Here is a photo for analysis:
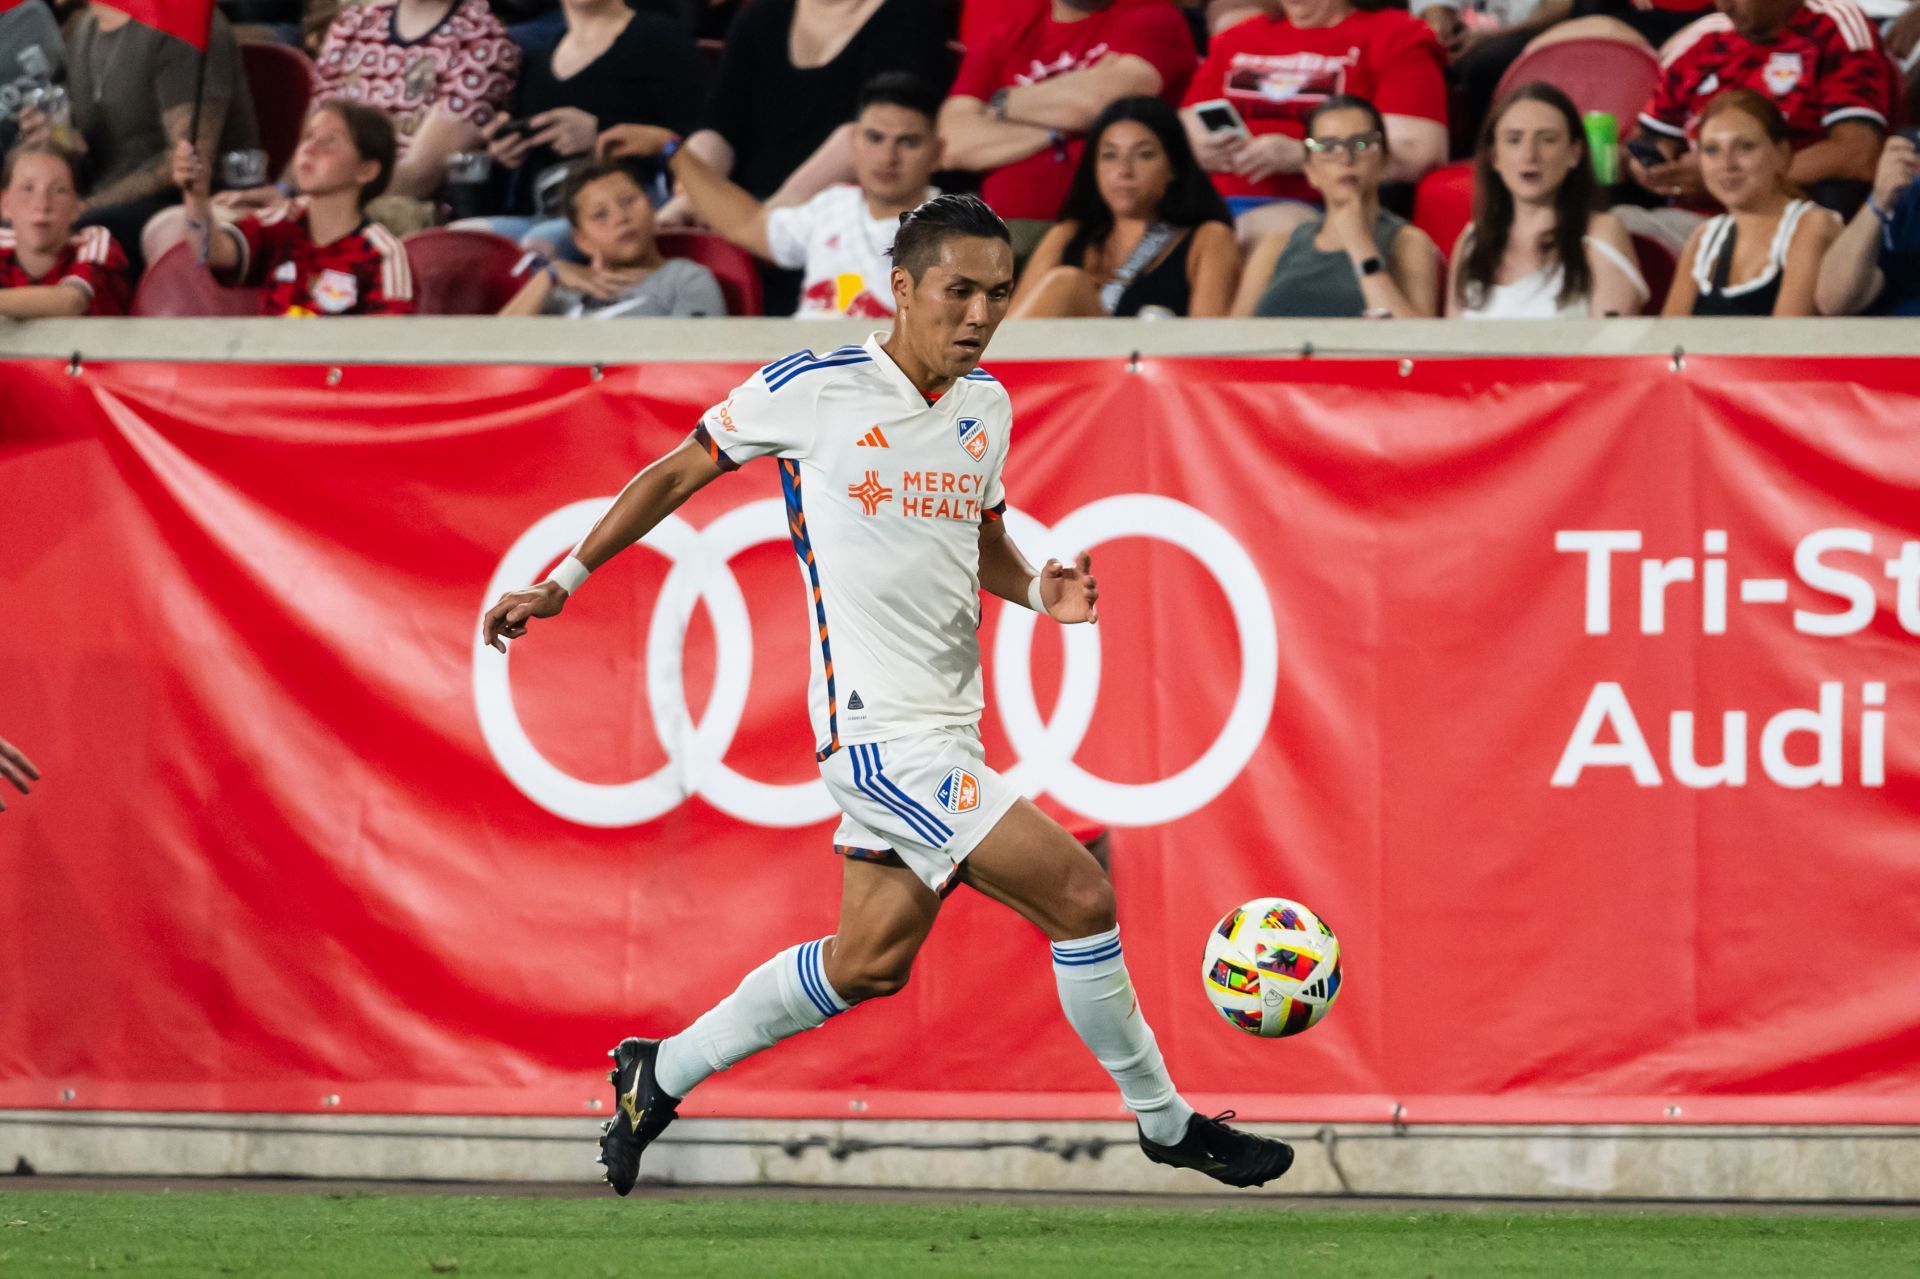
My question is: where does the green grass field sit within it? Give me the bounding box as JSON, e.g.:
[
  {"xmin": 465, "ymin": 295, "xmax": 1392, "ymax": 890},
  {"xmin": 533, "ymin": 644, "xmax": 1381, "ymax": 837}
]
[{"xmin": 2, "ymin": 1189, "xmax": 1916, "ymax": 1277}]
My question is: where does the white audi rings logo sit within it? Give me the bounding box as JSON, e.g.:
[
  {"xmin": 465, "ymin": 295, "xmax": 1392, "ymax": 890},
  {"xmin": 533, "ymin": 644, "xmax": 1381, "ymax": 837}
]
[{"xmin": 473, "ymin": 496, "xmax": 1277, "ymax": 829}]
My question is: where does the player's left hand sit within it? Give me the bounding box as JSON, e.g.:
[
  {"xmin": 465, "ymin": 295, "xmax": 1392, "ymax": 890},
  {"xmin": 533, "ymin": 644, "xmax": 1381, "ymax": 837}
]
[{"xmin": 1040, "ymin": 552, "xmax": 1098, "ymax": 625}]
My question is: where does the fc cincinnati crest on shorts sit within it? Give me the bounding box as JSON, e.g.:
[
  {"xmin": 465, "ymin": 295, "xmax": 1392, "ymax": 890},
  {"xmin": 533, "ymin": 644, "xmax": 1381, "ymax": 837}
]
[
  {"xmin": 935, "ymin": 767, "xmax": 980, "ymax": 814},
  {"xmin": 956, "ymin": 417, "xmax": 988, "ymax": 462}
]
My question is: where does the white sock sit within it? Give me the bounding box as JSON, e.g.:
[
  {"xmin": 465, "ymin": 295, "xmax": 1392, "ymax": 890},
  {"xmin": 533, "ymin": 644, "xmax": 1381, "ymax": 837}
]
[
  {"xmin": 1051, "ymin": 926, "xmax": 1196, "ymax": 1145},
  {"xmin": 653, "ymin": 938, "xmax": 850, "ymax": 1099}
]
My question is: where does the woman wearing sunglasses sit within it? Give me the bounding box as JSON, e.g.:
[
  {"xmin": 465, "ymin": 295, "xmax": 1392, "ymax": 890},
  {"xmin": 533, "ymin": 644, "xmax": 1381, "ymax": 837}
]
[{"xmin": 1232, "ymin": 96, "xmax": 1440, "ymax": 317}]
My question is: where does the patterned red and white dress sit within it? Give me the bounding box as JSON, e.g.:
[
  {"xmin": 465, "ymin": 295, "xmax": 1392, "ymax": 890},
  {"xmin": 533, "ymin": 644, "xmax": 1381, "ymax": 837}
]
[{"xmin": 314, "ymin": 0, "xmax": 519, "ymax": 152}]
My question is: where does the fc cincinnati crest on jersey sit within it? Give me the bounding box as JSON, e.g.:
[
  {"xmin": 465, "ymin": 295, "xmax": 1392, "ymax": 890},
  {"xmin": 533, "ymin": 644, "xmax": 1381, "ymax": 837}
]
[
  {"xmin": 956, "ymin": 417, "xmax": 988, "ymax": 461},
  {"xmin": 935, "ymin": 767, "xmax": 980, "ymax": 814}
]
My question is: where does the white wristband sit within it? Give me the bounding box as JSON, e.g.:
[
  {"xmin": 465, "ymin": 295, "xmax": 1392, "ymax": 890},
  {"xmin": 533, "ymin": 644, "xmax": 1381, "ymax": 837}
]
[
  {"xmin": 1026, "ymin": 573, "xmax": 1046, "ymax": 613},
  {"xmin": 547, "ymin": 554, "xmax": 591, "ymax": 595}
]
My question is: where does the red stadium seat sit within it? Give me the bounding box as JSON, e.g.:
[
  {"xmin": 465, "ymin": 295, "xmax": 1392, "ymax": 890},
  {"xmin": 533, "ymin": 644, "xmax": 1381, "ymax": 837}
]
[
  {"xmin": 402, "ymin": 228, "xmax": 527, "ymax": 315},
  {"xmin": 240, "ymin": 41, "xmax": 319, "ymax": 179},
  {"xmin": 657, "ymin": 230, "xmax": 764, "ymax": 317},
  {"xmin": 1491, "ymin": 38, "xmax": 1661, "ymax": 126},
  {"xmin": 1629, "ymin": 231, "xmax": 1677, "ymax": 315},
  {"xmin": 131, "ymin": 242, "xmax": 263, "ymax": 317},
  {"xmin": 1412, "ymin": 161, "xmax": 1476, "ymax": 264}
]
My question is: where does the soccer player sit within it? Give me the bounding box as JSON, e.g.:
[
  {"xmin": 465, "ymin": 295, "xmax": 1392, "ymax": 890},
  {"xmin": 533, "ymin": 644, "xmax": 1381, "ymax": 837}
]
[
  {"xmin": 0, "ymin": 144, "xmax": 132, "ymax": 318},
  {"xmin": 481, "ymin": 193, "xmax": 1295, "ymax": 1195},
  {"xmin": 171, "ymin": 101, "xmax": 413, "ymax": 317}
]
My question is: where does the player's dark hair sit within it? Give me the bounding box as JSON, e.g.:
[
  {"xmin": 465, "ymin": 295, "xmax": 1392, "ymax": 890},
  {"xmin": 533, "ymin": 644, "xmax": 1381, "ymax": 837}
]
[
  {"xmin": 889, "ymin": 193, "xmax": 1011, "ymax": 281},
  {"xmin": 857, "ymin": 71, "xmax": 942, "ymax": 127},
  {"xmin": 559, "ymin": 160, "xmax": 644, "ymax": 227},
  {"xmin": 1461, "ymin": 81, "xmax": 1595, "ymax": 312},
  {"xmin": 1, "ymin": 140, "xmax": 82, "ymax": 190},
  {"xmin": 1305, "ymin": 94, "xmax": 1389, "ymax": 152},
  {"xmin": 311, "ymin": 99, "xmax": 397, "ymax": 207},
  {"xmin": 1057, "ymin": 95, "xmax": 1229, "ymax": 271}
]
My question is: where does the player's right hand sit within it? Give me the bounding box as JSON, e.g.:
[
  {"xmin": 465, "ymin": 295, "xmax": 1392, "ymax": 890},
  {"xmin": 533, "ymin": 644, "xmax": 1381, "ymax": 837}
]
[{"xmin": 482, "ymin": 582, "xmax": 567, "ymax": 653}]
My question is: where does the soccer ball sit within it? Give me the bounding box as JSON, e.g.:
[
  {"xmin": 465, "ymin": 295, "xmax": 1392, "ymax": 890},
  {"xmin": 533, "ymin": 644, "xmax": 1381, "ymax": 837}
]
[{"xmin": 1203, "ymin": 897, "xmax": 1342, "ymax": 1038}]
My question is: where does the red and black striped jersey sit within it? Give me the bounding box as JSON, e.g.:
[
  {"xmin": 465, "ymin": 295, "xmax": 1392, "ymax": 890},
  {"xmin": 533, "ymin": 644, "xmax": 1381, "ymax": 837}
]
[
  {"xmin": 1639, "ymin": 0, "xmax": 1897, "ymax": 150},
  {"xmin": 220, "ymin": 201, "xmax": 414, "ymax": 317},
  {"xmin": 0, "ymin": 225, "xmax": 131, "ymax": 315}
]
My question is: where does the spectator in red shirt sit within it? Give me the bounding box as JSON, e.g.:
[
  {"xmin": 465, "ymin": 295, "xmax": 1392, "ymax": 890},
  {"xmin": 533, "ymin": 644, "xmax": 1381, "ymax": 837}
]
[
  {"xmin": 174, "ymin": 102, "xmax": 415, "ymax": 317},
  {"xmin": 940, "ymin": 0, "xmax": 1199, "ymax": 252},
  {"xmin": 1629, "ymin": 0, "xmax": 1895, "ymax": 214},
  {"xmin": 0, "ymin": 143, "xmax": 131, "ymax": 317},
  {"xmin": 144, "ymin": 0, "xmax": 520, "ymax": 266},
  {"xmin": 1179, "ymin": 0, "xmax": 1448, "ymax": 244}
]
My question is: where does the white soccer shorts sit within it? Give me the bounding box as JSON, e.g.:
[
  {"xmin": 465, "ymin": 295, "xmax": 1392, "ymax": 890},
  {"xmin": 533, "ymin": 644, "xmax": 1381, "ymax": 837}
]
[{"xmin": 819, "ymin": 724, "xmax": 1020, "ymax": 895}]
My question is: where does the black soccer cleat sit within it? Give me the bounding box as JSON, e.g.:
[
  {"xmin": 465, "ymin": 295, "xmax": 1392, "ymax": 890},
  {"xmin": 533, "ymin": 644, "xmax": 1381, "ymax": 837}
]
[
  {"xmin": 596, "ymin": 1037, "xmax": 680, "ymax": 1196},
  {"xmin": 1138, "ymin": 1110, "xmax": 1294, "ymax": 1188}
]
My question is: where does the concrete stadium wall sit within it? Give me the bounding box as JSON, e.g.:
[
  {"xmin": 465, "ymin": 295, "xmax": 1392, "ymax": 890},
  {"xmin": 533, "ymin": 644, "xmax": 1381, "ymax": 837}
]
[
  {"xmin": 5, "ymin": 1113, "xmax": 1919, "ymax": 1202},
  {"xmin": 6, "ymin": 318, "xmax": 1916, "ymax": 1199},
  {"xmin": 3, "ymin": 315, "xmax": 1919, "ymax": 367}
]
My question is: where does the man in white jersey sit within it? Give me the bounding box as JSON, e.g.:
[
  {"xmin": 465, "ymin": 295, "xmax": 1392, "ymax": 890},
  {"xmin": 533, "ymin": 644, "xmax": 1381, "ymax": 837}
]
[
  {"xmin": 482, "ymin": 194, "xmax": 1295, "ymax": 1195},
  {"xmin": 596, "ymin": 73, "xmax": 942, "ymax": 320}
]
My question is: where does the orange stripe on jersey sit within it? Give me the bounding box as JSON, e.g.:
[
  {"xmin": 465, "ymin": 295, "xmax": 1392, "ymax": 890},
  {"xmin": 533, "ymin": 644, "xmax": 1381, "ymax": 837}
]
[{"xmin": 781, "ymin": 458, "xmax": 842, "ymax": 759}]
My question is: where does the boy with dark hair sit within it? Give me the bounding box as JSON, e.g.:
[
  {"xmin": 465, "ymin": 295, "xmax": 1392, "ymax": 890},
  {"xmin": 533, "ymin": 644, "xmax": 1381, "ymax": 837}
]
[
  {"xmin": 0, "ymin": 142, "xmax": 131, "ymax": 317},
  {"xmin": 500, "ymin": 161, "xmax": 725, "ymax": 318},
  {"xmin": 173, "ymin": 101, "xmax": 414, "ymax": 316},
  {"xmin": 596, "ymin": 72, "xmax": 944, "ymax": 318}
]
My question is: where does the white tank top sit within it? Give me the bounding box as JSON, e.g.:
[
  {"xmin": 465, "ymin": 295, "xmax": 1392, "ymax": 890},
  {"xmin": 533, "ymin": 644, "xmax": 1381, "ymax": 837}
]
[{"xmin": 1457, "ymin": 230, "xmax": 1648, "ymax": 319}]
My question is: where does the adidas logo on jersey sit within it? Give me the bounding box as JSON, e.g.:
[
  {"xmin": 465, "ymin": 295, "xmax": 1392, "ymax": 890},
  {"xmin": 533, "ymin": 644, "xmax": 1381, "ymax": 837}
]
[
  {"xmin": 857, "ymin": 426, "xmax": 890, "ymax": 448},
  {"xmin": 846, "ymin": 691, "xmax": 864, "ymax": 711}
]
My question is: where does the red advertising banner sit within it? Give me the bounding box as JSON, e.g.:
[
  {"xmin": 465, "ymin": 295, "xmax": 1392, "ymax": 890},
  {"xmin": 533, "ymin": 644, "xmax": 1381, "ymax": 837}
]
[{"xmin": 3, "ymin": 353, "xmax": 1918, "ymax": 1124}]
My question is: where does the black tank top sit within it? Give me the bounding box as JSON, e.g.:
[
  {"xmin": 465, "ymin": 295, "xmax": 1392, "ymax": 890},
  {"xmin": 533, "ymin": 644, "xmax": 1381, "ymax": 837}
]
[
  {"xmin": 1114, "ymin": 232, "xmax": 1194, "ymax": 317},
  {"xmin": 1067, "ymin": 227, "xmax": 1199, "ymax": 316},
  {"xmin": 1689, "ymin": 200, "xmax": 1817, "ymax": 318}
]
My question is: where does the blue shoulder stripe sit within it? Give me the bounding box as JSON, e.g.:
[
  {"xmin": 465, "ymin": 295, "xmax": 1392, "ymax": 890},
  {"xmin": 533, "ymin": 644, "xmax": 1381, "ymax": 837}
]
[
  {"xmin": 963, "ymin": 367, "xmax": 997, "ymax": 382},
  {"xmin": 765, "ymin": 353, "xmax": 873, "ymax": 392},
  {"xmin": 763, "ymin": 348, "xmax": 817, "ymax": 380},
  {"xmin": 762, "ymin": 345, "xmax": 871, "ymax": 390}
]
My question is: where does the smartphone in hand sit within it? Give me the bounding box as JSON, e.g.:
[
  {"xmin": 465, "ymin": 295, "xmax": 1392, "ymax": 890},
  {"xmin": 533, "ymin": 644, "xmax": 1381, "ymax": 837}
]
[
  {"xmin": 1624, "ymin": 132, "xmax": 1669, "ymax": 170},
  {"xmin": 1191, "ymin": 99, "xmax": 1251, "ymax": 139}
]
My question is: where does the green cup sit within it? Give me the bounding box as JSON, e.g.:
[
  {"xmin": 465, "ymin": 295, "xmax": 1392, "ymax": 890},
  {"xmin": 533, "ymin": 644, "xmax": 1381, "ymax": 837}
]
[{"xmin": 1585, "ymin": 111, "xmax": 1620, "ymax": 187}]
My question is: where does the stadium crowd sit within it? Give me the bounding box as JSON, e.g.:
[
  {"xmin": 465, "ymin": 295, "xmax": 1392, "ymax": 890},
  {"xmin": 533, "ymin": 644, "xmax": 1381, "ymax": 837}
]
[{"xmin": 1, "ymin": 0, "xmax": 1917, "ymax": 320}]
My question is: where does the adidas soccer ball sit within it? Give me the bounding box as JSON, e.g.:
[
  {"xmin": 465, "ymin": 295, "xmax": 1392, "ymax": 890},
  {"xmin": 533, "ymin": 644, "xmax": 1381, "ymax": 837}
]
[{"xmin": 1203, "ymin": 897, "xmax": 1342, "ymax": 1038}]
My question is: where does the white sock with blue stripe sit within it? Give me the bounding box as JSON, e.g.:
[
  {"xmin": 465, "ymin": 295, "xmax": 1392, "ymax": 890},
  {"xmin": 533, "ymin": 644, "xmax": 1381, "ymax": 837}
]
[
  {"xmin": 1051, "ymin": 926, "xmax": 1195, "ymax": 1146},
  {"xmin": 654, "ymin": 938, "xmax": 850, "ymax": 1099}
]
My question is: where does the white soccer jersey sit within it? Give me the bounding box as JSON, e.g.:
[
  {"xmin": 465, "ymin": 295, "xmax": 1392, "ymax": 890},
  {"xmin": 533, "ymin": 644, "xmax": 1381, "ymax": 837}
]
[
  {"xmin": 693, "ymin": 333, "xmax": 1013, "ymax": 759},
  {"xmin": 763, "ymin": 184, "xmax": 937, "ymax": 320}
]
